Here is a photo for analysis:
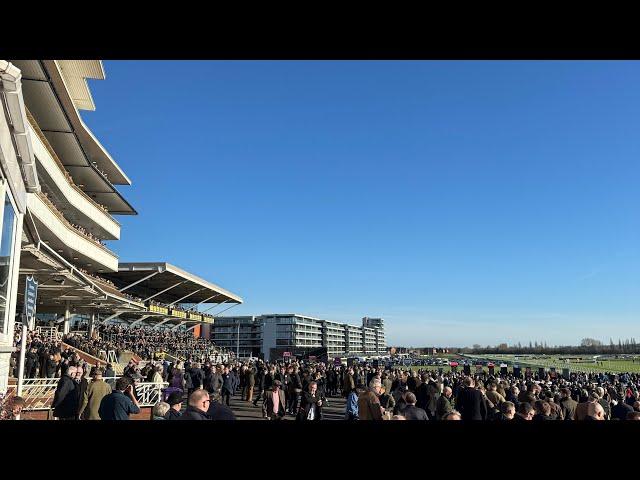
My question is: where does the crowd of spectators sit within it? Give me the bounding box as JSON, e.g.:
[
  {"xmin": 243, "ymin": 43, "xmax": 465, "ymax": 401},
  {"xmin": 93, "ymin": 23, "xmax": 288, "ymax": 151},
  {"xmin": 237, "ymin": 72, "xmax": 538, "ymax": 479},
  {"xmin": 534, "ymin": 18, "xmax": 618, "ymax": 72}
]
[{"xmin": 93, "ymin": 324, "xmax": 231, "ymax": 363}]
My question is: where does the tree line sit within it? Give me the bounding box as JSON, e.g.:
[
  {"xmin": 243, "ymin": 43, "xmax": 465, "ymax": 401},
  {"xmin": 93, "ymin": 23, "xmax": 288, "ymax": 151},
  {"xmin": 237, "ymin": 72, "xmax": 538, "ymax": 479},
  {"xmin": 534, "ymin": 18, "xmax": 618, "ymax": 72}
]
[{"xmin": 452, "ymin": 338, "xmax": 640, "ymax": 355}]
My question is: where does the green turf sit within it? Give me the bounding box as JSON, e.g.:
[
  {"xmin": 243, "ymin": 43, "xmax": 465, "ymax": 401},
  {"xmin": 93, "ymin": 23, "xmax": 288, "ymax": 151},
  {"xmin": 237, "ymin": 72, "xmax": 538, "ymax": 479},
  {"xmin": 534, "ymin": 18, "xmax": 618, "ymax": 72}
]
[{"xmin": 394, "ymin": 354, "xmax": 640, "ymax": 374}]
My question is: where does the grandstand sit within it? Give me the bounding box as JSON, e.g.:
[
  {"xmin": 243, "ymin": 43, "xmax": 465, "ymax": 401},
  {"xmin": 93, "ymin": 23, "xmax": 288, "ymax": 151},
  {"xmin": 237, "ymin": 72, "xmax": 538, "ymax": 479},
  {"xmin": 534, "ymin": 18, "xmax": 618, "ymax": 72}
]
[{"xmin": 0, "ymin": 60, "xmax": 242, "ymax": 397}]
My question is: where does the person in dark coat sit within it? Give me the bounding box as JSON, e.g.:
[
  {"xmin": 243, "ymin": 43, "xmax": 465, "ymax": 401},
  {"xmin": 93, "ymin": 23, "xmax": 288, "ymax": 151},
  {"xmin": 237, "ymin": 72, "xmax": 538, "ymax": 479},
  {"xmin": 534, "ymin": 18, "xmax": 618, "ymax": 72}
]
[
  {"xmin": 25, "ymin": 348, "xmax": 39, "ymax": 378},
  {"xmin": 52, "ymin": 365, "xmax": 79, "ymax": 420},
  {"xmin": 401, "ymin": 392, "xmax": 429, "ymax": 420},
  {"xmin": 559, "ymin": 388, "xmax": 578, "ymax": 420},
  {"xmin": 612, "ymin": 398, "xmax": 634, "ymax": 420},
  {"xmin": 436, "ymin": 386, "xmax": 454, "ymax": 420},
  {"xmin": 221, "ymin": 367, "xmax": 234, "ymax": 406},
  {"xmin": 75, "ymin": 365, "xmax": 90, "ymax": 419},
  {"xmin": 179, "ymin": 389, "xmax": 211, "ymax": 420},
  {"xmin": 164, "ymin": 391, "xmax": 183, "ymax": 420},
  {"xmin": 297, "ymin": 381, "xmax": 323, "ymax": 421},
  {"xmin": 207, "ymin": 394, "xmax": 237, "ymax": 420},
  {"xmin": 455, "ymin": 377, "xmax": 487, "ymax": 421},
  {"xmin": 190, "ymin": 363, "xmax": 205, "ymax": 391}
]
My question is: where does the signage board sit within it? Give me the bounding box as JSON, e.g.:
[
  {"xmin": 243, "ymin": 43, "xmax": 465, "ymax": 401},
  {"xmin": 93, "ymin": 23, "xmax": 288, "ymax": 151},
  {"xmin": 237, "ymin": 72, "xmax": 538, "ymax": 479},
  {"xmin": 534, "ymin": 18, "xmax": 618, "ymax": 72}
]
[{"xmin": 24, "ymin": 276, "xmax": 38, "ymax": 329}]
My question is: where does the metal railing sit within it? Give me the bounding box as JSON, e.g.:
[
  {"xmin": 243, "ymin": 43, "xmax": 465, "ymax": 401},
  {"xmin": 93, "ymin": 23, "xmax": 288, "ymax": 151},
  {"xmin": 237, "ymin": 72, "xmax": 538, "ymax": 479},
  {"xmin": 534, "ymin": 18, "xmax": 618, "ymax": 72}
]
[{"xmin": 16, "ymin": 377, "xmax": 168, "ymax": 411}]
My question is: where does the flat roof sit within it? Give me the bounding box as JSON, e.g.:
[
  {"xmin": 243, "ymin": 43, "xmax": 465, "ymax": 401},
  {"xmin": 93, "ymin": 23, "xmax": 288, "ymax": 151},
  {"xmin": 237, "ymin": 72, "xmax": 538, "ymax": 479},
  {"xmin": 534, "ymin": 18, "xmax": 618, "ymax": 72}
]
[{"xmin": 101, "ymin": 262, "xmax": 243, "ymax": 305}]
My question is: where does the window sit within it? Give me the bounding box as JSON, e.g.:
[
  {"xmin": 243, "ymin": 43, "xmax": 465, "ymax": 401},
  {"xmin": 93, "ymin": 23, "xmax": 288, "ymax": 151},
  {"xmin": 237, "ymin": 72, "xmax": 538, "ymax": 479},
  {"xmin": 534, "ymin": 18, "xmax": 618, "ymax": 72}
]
[{"xmin": 0, "ymin": 193, "xmax": 16, "ymax": 335}]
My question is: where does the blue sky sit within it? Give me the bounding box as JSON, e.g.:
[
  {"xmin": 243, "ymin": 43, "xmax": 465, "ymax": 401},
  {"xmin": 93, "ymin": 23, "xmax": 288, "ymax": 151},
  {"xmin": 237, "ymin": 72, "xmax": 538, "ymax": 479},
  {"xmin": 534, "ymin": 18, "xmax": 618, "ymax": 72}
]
[{"xmin": 81, "ymin": 61, "xmax": 640, "ymax": 347}]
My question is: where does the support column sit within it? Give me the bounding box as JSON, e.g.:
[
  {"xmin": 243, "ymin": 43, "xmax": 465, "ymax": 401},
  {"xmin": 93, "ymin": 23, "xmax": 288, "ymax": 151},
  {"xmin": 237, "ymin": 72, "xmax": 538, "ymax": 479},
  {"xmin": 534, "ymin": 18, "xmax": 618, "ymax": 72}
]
[
  {"xmin": 63, "ymin": 301, "xmax": 71, "ymax": 335},
  {"xmin": 88, "ymin": 312, "xmax": 95, "ymax": 338}
]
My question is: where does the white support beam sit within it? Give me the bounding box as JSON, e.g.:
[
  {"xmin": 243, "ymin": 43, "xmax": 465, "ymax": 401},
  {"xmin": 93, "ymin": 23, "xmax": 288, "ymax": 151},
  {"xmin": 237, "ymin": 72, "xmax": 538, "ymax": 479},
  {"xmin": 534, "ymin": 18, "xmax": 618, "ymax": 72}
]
[
  {"xmin": 169, "ymin": 288, "xmax": 204, "ymax": 306},
  {"xmin": 171, "ymin": 321, "xmax": 186, "ymax": 331},
  {"xmin": 201, "ymin": 299, "xmax": 229, "ymax": 314},
  {"xmin": 100, "ymin": 312, "xmax": 123, "ymax": 324},
  {"xmin": 118, "ymin": 271, "xmax": 160, "ymax": 292},
  {"xmin": 154, "ymin": 318, "xmax": 172, "ymax": 328},
  {"xmin": 193, "ymin": 293, "xmax": 222, "ymax": 307},
  {"xmin": 211, "ymin": 303, "xmax": 239, "ymax": 318},
  {"xmin": 143, "ymin": 280, "xmax": 186, "ymax": 302},
  {"xmin": 128, "ymin": 315, "xmax": 151, "ymax": 327}
]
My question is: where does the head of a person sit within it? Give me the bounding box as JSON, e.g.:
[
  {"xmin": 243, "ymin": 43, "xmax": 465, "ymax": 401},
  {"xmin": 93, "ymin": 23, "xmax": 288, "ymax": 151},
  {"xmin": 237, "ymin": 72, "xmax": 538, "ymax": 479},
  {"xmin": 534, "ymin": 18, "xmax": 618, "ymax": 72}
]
[
  {"xmin": 405, "ymin": 392, "xmax": 417, "ymax": 406},
  {"xmin": 273, "ymin": 380, "xmax": 282, "ymax": 391},
  {"xmin": 115, "ymin": 377, "xmax": 131, "ymax": 392},
  {"xmin": 501, "ymin": 401, "xmax": 515, "ymax": 419},
  {"xmin": 587, "ymin": 401, "xmax": 605, "ymax": 420},
  {"xmin": 534, "ymin": 400, "xmax": 551, "ymax": 417},
  {"xmin": 517, "ymin": 402, "xmax": 535, "ymax": 420},
  {"xmin": 633, "ymin": 401, "xmax": 640, "ymax": 412},
  {"xmin": 370, "ymin": 378, "xmax": 382, "ymax": 395},
  {"xmin": 443, "ymin": 410, "xmax": 462, "ymax": 421},
  {"xmin": 308, "ymin": 381, "xmax": 317, "ymax": 395},
  {"xmin": 152, "ymin": 401, "xmax": 170, "ymax": 419},
  {"xmin": 10, "ymin": 396, "xmax": 25, "ymax": 417},
  {"xmin": 443, "ymin": 386, "xmax": 453, "ymax": 398},
  {"xmin": 66, "ymin": 366, "xmax": 77, "ymax": 378},
  {"xmin": 463, "ymin": 377, "xmax": 474, "ymax": 388},
  {"xmin": 188, "ymin": 389, "xmax": 210, "ymax": 412}
]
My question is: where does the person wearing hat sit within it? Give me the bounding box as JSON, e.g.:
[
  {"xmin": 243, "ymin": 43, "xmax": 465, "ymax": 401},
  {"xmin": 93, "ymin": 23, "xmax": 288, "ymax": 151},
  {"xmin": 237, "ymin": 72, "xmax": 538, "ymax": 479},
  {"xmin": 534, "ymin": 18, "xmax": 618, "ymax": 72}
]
[
  {"xmin": 263, "ymin": 380, "xmax": 286, "ymax": 420},
  {"xmin": 164, "ymin": 391, "xmax": 183, "ymax": 420},
  {"xmin": 78, "ymin": 366, "xmax": 112, "ymax": 420}
]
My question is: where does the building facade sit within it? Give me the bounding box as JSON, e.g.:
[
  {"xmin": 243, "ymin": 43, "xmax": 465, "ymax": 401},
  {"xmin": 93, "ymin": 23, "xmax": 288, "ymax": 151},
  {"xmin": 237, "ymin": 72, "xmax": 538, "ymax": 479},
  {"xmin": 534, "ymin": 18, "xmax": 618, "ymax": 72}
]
[{"xmin": 210, "ymin": 314, "xmax": 387, "ymax": 361}]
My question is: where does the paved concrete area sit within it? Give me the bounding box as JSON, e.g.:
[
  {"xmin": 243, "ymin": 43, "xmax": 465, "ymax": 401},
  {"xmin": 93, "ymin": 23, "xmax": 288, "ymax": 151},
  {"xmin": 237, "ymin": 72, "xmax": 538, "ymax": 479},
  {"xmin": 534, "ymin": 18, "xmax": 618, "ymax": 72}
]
[{"xmin": 226, "ymin": 392, "xmax": 347, "ymax": 420}]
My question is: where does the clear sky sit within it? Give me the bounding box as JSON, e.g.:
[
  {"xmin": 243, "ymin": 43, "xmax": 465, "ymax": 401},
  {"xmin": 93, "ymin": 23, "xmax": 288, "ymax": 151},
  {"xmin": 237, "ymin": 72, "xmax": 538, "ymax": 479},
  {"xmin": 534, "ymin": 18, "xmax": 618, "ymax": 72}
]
[{"xmin": 81, "ymin": 61, "xmax": 640, "ymax": 347}]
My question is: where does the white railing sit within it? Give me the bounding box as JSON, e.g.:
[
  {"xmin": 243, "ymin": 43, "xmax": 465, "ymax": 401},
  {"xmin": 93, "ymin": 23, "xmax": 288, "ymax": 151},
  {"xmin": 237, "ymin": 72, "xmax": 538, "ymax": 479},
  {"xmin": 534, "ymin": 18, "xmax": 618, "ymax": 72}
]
[
  {"xmin": 16, "ymin": 377, "xmax": 168, "ymax": 411},
  {"xmin": 36, "ymin": 326, "xmax": 60, "ymax": 342},
  {"xmin": 107, "ymin": 350, "xmax": 118, "ymax": 364}
]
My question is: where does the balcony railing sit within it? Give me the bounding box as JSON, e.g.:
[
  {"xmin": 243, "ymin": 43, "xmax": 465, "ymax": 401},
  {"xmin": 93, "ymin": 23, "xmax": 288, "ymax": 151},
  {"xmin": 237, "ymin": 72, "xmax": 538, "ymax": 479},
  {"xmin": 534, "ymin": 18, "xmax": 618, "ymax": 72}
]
[
  {"xmin": 27, "ymin": 109, "xmax": 117, "ymax": 220},
  {"xmin": 37, "ymin": 191, "xmax": 117, "ymax": 256}
]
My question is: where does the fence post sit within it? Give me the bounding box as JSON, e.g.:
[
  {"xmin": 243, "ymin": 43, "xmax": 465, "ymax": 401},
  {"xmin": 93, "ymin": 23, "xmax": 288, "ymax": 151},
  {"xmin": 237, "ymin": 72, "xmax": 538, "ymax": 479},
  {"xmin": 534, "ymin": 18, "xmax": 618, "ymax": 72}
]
[{"xmin": 16, "ymin": 322, "xmax": 28, "ymax": 397}]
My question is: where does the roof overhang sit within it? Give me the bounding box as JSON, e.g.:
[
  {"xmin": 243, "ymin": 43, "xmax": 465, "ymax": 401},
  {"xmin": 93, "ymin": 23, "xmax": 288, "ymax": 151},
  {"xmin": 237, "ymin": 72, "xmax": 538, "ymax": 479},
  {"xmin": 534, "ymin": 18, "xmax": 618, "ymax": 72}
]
[
  {"xmin": 10, "ymin": 60, "xmax": 135, "ymax": 214},
  {"xmin": 101, "ymin": 262, "xmax": 243, "ymax": 305}
]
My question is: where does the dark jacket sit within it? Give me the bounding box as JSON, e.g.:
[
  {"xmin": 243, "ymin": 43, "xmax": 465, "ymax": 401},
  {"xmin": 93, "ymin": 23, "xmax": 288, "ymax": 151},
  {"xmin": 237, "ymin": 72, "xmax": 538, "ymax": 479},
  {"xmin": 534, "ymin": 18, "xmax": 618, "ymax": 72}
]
[
  {"xmin": 560, "ymin": 397, "xmax": 578, "ymax": 420},
  {"xmin": 436, "ymin": 395, "xmax": 453, "ymax": 420},
  {"xmin": 612, "ymin": 402, "xmax": 633, "ymax": 421},
  {"xmin": 208, "ymin": 401, "xmax": 237, "ymax": 420},
  {"xmin": 222, "ymin": 373, "xmax": 234, "ymax": 394},
  {"xmin": 402, "ymin": 404, "xmax": 429, "ymax": 420},
  {"xmin": 296, "ymin": 391, "xmax": 323, "ymax": 421},
  {"xmin": 98, "ymin": 390, "xmax": 140, "ymax": 420},
  {"xmin": 179, "ymin": 405, "xmax": 211, "ymax": 420},
  {"xmin": 456, "ymin": 387, "xmax": 487, "ymax": 421},
  {"xmin": 164, "ymin": 408, "xmax": 182, "ymax": 420},
  {"xmin": 205, "ymin": 372, "xmax": 223, "ymax": 394},
  {"xmin": 52, "ymin": 374, "xmax": 78, "ymax": 419},
  {"xmin": 190, "ymin": 368, "xmax": 205, "ymax": 390}
]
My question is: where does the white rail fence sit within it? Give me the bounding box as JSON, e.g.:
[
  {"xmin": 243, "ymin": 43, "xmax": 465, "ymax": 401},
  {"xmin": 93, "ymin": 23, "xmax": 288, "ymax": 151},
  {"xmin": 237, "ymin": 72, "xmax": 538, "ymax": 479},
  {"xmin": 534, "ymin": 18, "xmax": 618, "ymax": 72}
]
[{"xmin": 16, "ymin": 377, "xmax": 168, "ymax": 411}]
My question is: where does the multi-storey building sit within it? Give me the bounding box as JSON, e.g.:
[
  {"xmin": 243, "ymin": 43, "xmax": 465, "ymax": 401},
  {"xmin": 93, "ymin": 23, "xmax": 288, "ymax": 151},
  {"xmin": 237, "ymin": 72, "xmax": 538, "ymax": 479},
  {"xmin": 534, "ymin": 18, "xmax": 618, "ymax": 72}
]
[{"xmin": 211, "ymin": 314, "xmax": 387, "ymax": 361}]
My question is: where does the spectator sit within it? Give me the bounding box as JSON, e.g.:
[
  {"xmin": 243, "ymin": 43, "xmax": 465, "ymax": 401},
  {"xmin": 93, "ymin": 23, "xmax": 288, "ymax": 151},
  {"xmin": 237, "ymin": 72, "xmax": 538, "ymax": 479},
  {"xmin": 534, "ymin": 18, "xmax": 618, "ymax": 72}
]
[
  {"xmin": 152, "ymin": 402, "xmax": 170, "ymax": 420},
  {"xmin": 207, "ymin": 392, "xmax": 237, "ymax": 420},
  {"xmin": 99, "ymin": 377, "xmax": 141, "ymax": 420},
  {"xmin": 456, "ymin": 377, "xmax": 487, "ymax": 421},
  {"xmin": 297, "ymin": 381, "xmax": 323, "ymax": 421},
  {"xmin": 263, "ymin": 380, "xmax": 286, "ymax": 421},
  {"xmin": 514, "ymin": 402, "xmax": 535, "ymax": 421},
  {"xmin": 436, "ymin": 386, "xmax": 454, "ymax": 420},
  {"xmin": 179, "ymin": 389, "xmax": 211, "ymax": 420},
  {"xmin": 165, "ymin": 392, "xmax": 183, "ymax": 420},
  {"xmin": 80, "ymin": 367, "xmax": 112, "ymax": 420},
  {"xmin": 401, "ymin": 392, "xmax": 429, "ymax": 420},
  {"xmin": 52, "ymin": 365, "xmax": 79, "ymax": 420}
]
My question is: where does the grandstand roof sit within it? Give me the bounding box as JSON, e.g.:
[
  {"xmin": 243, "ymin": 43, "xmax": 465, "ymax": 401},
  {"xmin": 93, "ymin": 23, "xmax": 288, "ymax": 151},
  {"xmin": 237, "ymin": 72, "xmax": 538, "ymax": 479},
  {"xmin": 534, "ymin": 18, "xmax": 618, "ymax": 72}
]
[
  {"xmin": 10, "ymin": 60, "xmax": 136, "ymax": 214},
  {"xmin": 101, "ymin": 262, "xmax": 243, "ymax": 306}
]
